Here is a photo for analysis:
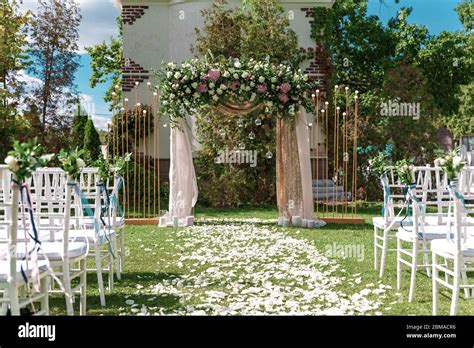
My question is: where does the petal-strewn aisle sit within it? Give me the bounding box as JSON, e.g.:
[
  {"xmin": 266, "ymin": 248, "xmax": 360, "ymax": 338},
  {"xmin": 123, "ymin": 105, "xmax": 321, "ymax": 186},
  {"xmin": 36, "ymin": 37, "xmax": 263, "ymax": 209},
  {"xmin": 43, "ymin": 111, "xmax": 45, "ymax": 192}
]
[{"xmin": 122, "ymin": 223, "xmax": 393, "ymax": 316}]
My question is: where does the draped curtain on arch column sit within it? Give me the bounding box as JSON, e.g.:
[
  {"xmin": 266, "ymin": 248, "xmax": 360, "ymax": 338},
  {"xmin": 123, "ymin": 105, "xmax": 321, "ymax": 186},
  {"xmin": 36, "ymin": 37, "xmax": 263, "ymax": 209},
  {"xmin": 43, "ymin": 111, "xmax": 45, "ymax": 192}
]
[{"xmin": 276, "ymin": 106, "xmax": 314, "ymax": 220}]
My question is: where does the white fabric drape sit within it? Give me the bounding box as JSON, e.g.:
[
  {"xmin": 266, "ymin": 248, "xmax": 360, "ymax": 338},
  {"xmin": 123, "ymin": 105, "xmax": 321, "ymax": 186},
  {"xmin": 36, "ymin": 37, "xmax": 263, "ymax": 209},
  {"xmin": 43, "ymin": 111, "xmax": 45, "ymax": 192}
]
[
  {"xmin": 166, "ymin": 118, "xmax": 198, "ymax": 222},
  {"xmin": 295, "ymin": 107, "xmax": 315, "ymax": 220}
]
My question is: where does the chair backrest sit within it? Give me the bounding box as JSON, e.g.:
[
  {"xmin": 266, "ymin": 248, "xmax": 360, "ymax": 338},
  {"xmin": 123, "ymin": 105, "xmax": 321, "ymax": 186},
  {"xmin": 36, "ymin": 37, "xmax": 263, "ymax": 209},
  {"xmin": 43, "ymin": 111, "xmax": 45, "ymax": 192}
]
[{"xmin": 449, "ymin": 186, "xmax": 474, "ymax": 254}]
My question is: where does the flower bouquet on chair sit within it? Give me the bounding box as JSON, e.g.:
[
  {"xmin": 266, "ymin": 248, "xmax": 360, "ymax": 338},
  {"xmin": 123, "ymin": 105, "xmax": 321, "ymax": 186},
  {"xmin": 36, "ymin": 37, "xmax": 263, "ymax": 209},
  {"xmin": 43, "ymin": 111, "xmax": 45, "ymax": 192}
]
[{"xmin": 434, "ymin": 147, "xmax": 465, "ymax": 188}]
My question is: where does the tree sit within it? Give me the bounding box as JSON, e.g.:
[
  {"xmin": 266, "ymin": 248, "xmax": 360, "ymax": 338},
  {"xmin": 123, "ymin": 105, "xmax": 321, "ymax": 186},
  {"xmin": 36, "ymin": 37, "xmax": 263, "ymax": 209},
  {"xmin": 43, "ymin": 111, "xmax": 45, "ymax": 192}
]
[
  {"xmin": 0, "ymin": 0, "xmax": 30, "ymax": 159},
  {"xmin": 71, "ymin": 103, "xmax": 89, "ymax": 149},
  {"xmin": 86, "ymin": 16, "xmax": 122, "ymax": 106},
  {"xmin": 446, "ymin": 82, "xmax": 474, "ymax": 138},
  {"xmin": 83, "ymin": 118, "xmax": 102, "ymax": 162},
  {"xmin": 27, "ymin": 0, "xmax": 82, "ymax": 148}
]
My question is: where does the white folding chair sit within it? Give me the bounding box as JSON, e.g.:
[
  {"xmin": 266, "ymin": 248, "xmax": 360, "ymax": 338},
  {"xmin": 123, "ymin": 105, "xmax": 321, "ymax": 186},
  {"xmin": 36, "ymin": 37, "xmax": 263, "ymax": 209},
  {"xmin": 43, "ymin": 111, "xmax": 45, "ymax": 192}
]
[
  {"xmin": 0, "ymin": 165, "xmax": 50, "ymax": 316},
  {"xmin": 432, "ymin": 186, "xmax": 474, "ymax": 315},
  {"xmin": 30, "ymin": 169, "xmax": 88, "ymax": 315}
]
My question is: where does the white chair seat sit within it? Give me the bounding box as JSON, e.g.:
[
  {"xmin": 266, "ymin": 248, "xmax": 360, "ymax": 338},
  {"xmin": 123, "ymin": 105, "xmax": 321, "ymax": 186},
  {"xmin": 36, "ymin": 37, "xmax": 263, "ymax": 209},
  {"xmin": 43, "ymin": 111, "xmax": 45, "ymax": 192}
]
[
  {"xmin": 396, "ymin": 225, "xmax": 450, "ymax": 241},
  {"xmin": 0, "ymin": 260, "xmax": 48, "ymax": 283},
  {"xmin": 372, "ymin": 216, "xmax": 406, "ymax": 228},
  {"xmin": 431, "ymin": 239, "xmax": 474, "ymax": 258},
  {"xmin": 16, "ymin": 242, "xmax": 88, "ymax": 261}
]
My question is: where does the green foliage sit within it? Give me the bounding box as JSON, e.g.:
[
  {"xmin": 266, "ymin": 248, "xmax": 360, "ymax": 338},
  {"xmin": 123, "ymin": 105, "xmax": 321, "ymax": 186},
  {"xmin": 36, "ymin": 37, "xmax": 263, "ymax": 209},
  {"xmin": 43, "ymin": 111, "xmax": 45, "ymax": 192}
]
[
  {"xmin": 5, "ymin": 139, "xmax": 52, "ymax": 182},
  {"xmin": 394, "ymin": 159, "xmax": 415, "ymax": 185},
  {"xmin": 0, "ymin": 0, "xmax": 31, "ymax": 160},
  {"xmin": 85, "ymin": 16, "xmax": 123, "ymax": 106},
  {"xmin": 446, "ymin": 82, "xmax": 474, "ymax": 138},
  {"xmin": 193, "ymin": 0, "xmax": 305, "ymax": 66},
  {"xmin": 58, "ymin": 148, "xmax": 85, "ymax": 180},
  {"xmin": 71, "ymin": 104, "xmax": 89, "ymax": 150},
  {"xmin": 27, "ymin": 0, "xmax": 82, "ymax": 149},
  {"xmin": 83, "ymin": 118, "xmax": 102, "ymax": 162}
]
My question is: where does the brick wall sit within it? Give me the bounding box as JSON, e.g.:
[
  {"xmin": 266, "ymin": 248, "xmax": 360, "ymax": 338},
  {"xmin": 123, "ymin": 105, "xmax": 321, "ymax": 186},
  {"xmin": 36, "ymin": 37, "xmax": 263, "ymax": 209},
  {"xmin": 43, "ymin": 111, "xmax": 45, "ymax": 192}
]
[
  {"xmin": 122, "ymin": 5, "xmax": 149, "ymax": 25},
  {"xmin": 300, "ymin": 8, "xmax": 332, "ymax": 101},
  {"xmin": 122, "ymin": 58, "xmax": 150, "ymax": 92}
]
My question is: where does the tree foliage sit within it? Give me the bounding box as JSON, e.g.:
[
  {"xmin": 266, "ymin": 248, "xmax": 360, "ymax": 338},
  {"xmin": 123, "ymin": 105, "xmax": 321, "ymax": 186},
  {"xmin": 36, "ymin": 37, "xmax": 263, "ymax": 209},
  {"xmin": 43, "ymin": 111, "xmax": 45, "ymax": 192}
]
[
  {"xmin": 27, "ymin": 0, "xmax": 81, "ymax": 149},
  {"xmin": 83, "ymin": 117, "xmax": 102, "ymax": 162},
  {"xmin": 85, "ymin": 16, "xmax": 123, "ymax": 106},
  {"xmin": 0, "ymin": 0, "xmax": 30, "ymax": 159}
]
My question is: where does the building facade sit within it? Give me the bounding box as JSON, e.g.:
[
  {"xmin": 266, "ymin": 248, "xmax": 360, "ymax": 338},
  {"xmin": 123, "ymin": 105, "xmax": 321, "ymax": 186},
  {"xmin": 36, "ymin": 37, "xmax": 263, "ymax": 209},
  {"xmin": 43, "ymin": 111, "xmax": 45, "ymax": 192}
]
[{"xmin": 120, "ymin": 0, "xmax": 335, "ymax": 177}]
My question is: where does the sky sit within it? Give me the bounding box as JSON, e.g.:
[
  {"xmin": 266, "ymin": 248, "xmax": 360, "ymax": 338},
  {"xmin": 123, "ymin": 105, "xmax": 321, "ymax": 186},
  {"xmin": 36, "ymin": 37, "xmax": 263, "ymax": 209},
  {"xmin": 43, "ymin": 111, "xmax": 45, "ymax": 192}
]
[{"xmin": 18, "ymin": 0, "xmax": 464, "ymax": 130}]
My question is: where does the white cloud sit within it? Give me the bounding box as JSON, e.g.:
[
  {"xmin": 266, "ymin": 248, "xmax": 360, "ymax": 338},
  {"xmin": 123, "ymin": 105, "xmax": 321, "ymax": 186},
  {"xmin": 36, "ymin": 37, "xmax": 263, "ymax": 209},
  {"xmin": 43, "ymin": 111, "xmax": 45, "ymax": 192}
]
[{"xmin": 91, "ymin": 114, "xmax": 112, "ymax": 131}]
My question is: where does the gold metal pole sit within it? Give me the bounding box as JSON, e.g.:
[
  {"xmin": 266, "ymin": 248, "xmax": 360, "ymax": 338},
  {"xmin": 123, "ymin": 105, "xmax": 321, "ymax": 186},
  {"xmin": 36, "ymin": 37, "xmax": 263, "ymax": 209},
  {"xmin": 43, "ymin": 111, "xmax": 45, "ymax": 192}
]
[
  {"xmin": 324, "ymin": 100, "xmax": 329, "ymax": 217},
  {"xmin": 153, "ymin": 90, "xmax": 157, "ymax": 216},
  {"xmin": 125, "ymin": 97, "xmax": 130, "ymax": 218},
  {"xmin": 353, "ymin": 91, "xmax": 359, "ymax": 216},
  {"xmin": 147, "ymin": 82, "xmax": 151, "ymax": 217}
]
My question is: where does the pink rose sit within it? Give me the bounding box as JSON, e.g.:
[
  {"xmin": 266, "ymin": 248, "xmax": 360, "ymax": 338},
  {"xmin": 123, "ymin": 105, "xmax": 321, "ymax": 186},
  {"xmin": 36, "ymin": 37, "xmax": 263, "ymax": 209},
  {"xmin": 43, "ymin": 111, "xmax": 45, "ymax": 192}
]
[
  {"xmin": 280, "ymin": 83, "xmax": 291, "ymax": 94},
  {"xmin": 230, "ymin": 80, "xmax": 240, "ymax": 91},
  {"xmin": 208, "ymin": 69, "xmax": 221, "ymax": 82},
  {"xmin": 197, "ymin": 82, "xmax": 208, "ymax": 93},
  {"xmin": 257, "ymin": 84, "xmax": 267, "ymax": 94},
  {"xmin": 278, "ymin": 93, "xmax": 289, "ymax": 104}
]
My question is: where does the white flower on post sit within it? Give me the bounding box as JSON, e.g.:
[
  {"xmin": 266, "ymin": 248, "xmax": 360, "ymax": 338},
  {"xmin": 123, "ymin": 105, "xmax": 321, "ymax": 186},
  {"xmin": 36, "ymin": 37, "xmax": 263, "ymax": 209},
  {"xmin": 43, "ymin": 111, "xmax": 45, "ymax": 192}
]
[
  {"xmin": 439, "ymin": 158, "xmax": 446, "ymax": 166},
  {"xmin": 453, "ymin": 155, "xmax": 463, "ymax": 167},
  {"xmin": 76, "ymin": 158, "xmax": 86, "ymax": 168},
  {"xmin": 40, "ymin": 154, "xmax": 55, "ymax": 162},
  {"xmin": 434, "ymin": 158, "xmax": 442, "ymax": 166},
  {"xmin": 4, "ymin": 155, "xmax": 19, "ymax": 172}
]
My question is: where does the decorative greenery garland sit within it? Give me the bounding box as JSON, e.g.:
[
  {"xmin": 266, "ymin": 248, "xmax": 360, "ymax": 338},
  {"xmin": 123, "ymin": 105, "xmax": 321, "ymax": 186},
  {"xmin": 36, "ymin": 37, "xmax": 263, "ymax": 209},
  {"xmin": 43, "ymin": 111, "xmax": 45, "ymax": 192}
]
[
  {"xmin": 5, "ymin": 140, "xmax": 53, "ymax": 181},
  {"xmin": 156, "ymin": 57, "xmax": 314, "ymax": 123}
]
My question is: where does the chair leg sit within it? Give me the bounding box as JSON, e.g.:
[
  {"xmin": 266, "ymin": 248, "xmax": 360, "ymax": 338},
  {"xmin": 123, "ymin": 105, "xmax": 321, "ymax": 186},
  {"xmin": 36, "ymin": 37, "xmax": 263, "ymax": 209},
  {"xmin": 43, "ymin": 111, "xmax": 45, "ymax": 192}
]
[
  {"xmin": 379, "ymin": 228, "xmax": 389, "ymax": 278},
  {"xmin": 461, "ymin": 269, "xmax": 470, "ymax": 299},
  {"xmin": 119, "ymin": 230, "xmax": 125, "ymax": 273},
  {"xmin": 112, "ymin": 234, "xmax": 121, "ymax": 280},
  {"xmin": 40, "ymin": 276, "xmax": 49, "ymax": 315},
  {"xmin": 9, "ymin": 285, "xmax": 20, "ymax": 316},
  {"xmin": 374, "ymin": 226, "xmax": 378, "ymax": 271},
  {"xmin": 396, "ymin": 238, "xmax": 402, "ymax": 290},
  {"xmin": 408, "ymin": 242, "xmax": 418, "ymax": 303},
  {"xmin": 108, "ymin": 253, "xmax": 114, "ymax": 294},
  {"xmin": 80, "ymin": 259, "xmax": 87, "ymax": 316},
  {"xmin": 432, "ymin": 252, "xmax": 439, "ymax": 316},
  {"xmin": 450, "ymin": 259, "xmax": 461, "ymax": 316},
  {"xmin": 93, "ymin": 243, "xmax": 106, "ymax": 307},
  {"xmin": 62, "ymin": 262, "xmax": 74, "ymax": 316}
]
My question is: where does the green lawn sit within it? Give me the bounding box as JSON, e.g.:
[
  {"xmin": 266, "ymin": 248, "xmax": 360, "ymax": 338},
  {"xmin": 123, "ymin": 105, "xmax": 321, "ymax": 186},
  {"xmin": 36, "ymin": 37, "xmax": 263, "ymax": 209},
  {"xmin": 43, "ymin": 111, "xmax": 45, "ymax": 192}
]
[{"xmin": 46, "ymin": 204, "xmax": 474, "ymax": 315}]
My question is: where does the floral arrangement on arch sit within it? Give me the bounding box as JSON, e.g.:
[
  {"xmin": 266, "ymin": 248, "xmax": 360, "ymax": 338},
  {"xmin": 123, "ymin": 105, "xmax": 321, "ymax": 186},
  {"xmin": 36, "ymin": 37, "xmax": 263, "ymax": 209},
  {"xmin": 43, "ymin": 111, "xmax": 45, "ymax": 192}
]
[{"xmin": 156, "ymin": 57, "xmax": 314, "ymax": 122}]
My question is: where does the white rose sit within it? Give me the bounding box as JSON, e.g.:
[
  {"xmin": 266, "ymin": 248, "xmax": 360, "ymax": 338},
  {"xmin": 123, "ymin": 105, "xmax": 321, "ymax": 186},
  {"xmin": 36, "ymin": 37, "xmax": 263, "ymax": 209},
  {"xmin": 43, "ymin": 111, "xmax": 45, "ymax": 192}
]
[
  {"xmin": 212, "ymin": 95, "xmax": 219, "ymax": 101},
  {"xmin": 174, "ymin": 72, "xmax": 181, "ymax": 79},
  {"xmin": 217, "ymin": 89, "xmax": 223, "ymax": 95},
  {"xmin": 453, "ymin": 155, "xmax": 463, "ymax": 166},
  {"xmin": 185, "ymin": 88, "xmax": 191, "ymax": 94},
  {"xmin": 439, "ymin": 159, "xmax": 446, "ymax": 166},
  {"xmin": 242, "ymin": 72, "xmax": 249, "ymax": 79},
  {"xmin": 167, "ymin": 62, "xmax": 176, "ymax": 69},
  {"xmin": 434, "ymin": 158, "xmax": 441, "ymax": 166},
  {"xmin": 233, "ymin": 73, "xmax": 239, "ymax": 79},
  {"xmin": 40, "ymin": 154, "xmax": 54, "ymax": 162},
  {"xmin": 209, "ymin": 82, "xmax": 215, "ymax": 89},
  {"xmin": 245, "ymin": 85, "xmax": 251, "ymax": 91},
  {"xmin": 76, "ymin": 158, "xmax": 86, "ymax": 168},
  {"xmin": 258, "ymin": 76, "xmax": 265, "ymax": 83},
  {"xmin": 303, "ymin": 75, "xmax": 309, "ymax": 81},
  {"xmin": 250, "ymin": 93, "xmax": 256, "ymax": 101},
  {"xmin": 271, "ymin": 77, "xmax": 277, "ymax": 83},
  {"xmin": 223, "ymin": 71, "xmax": 230, "ymax": 78},
  {"xmin": 234, "ymin": 60, "xmax": 241, "ymax": 68},
  {"xmin": 250, "ymin": 82, "xmax": 255, "ymax": 87},
  {"xmin": 191, "ymin": 82, "xmax": 198, "ymax": 89},
  {"xmin": 193, "ymin": 92, "xmax": 200, "ymax": 99},
  {"xmin": 166, "ymin": 72, "xmax": 173, "ymax": 79},
  {"xmin": 220, "ymin": 84, "xmax": 227, "ymax": 90},
  {"xmin": 4, "ymin": 155, "xmax": 19, "ymax": 172},
  {"xmin": 209, "ymin": 90, "xmax": 215, "ymax": 95}
]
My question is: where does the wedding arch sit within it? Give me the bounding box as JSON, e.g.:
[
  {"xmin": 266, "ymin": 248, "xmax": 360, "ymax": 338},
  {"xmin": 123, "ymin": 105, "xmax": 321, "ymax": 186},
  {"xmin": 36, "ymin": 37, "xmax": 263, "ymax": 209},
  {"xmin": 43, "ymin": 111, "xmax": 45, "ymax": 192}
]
[{"xmin": 156, "ymin": 57, "xmax": 320, "ymax": 227}]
